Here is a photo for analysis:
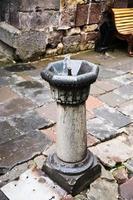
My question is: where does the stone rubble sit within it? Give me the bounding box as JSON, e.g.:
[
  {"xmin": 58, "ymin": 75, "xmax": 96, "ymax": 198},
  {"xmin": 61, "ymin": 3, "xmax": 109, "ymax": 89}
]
[{"xmin": 112, "ymin": 167, "xmax": 128, "ymax": 184}]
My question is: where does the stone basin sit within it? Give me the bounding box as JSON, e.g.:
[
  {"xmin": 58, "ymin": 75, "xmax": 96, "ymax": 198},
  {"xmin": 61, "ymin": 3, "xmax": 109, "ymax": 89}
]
[
  {"xmin": 41, "ymin": 60, "xmax": 99, "ymax": 89},
  {"xmin": 41, "ymin": 59, "xmax": 99, "ymax": 105}
]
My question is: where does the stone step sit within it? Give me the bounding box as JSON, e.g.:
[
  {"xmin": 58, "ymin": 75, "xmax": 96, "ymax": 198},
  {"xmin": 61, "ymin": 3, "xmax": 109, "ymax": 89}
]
[
  {"xmin": 0, "ymin": 22, "xmax": 47, "ymax": 61},
  {"xmin": 0, "ymin": 22, "xmax": 21, "ymax": 48},
  {"xmin": 0, "ymin": 40, "xmax": 15, "ymax": 61}
]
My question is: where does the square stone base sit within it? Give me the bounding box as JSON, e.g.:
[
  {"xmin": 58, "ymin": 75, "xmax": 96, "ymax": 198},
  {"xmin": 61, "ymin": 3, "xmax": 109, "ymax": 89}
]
[
  {"xmin": 0, "ymin": 190, "xmax": 9, "ymax": 200},
  {"xmin": 43, "ymin": 156, "xmax": 101, "ymax": 196}
]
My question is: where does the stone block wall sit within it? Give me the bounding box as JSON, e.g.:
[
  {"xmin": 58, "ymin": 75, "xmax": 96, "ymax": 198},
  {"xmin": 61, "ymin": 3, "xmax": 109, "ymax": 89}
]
[
  {"xmin": 113, "ymin": 0, "xmax": 128, "ymax": 8},
  {"xmin": 0, "ymin": 0, "xmax": 109, "ymax": 61},
  {"xmin": 0, "ymin": 0, "xmax": 60, "ymax": 29}
]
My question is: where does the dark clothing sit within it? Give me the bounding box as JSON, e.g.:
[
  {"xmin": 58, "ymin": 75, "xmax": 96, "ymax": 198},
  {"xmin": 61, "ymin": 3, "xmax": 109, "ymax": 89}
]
[{"xmin": 95, "ymin": 11, "xmax": 116, "ymax": 52}]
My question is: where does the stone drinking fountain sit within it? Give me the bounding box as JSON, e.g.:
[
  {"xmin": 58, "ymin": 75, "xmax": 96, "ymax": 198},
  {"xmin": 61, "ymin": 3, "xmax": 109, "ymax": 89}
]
[{"xmin": 41, "ymin": 56, "xmax": 101, "ymax": 195}]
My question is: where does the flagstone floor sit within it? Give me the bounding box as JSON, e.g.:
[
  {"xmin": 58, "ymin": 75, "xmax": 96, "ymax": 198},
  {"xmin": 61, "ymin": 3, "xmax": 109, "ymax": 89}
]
[{"xmin": 0, "ymin": 50, "xmax": 133, "ymax": 200}]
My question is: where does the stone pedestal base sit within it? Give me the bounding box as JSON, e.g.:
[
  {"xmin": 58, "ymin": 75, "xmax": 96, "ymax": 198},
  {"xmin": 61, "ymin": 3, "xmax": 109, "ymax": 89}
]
[
  {"xmin": 42, "ymin": 151, "xmax": 101, "ymax": 196},
  {"xmin": 0, "ymin": 190, "xmax": 9, "ymax": 200}
]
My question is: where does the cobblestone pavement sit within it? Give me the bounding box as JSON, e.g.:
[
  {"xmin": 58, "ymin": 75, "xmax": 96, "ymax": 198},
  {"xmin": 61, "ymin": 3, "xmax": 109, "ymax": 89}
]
[{"xmin": 0, "ymin": 50, "xmax": 133, "ymax": 199}]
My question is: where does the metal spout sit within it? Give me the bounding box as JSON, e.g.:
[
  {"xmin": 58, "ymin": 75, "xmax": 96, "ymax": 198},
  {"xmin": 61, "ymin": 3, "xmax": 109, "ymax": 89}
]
[{"xmin": 68, "ymin": 67, "xmax": 72, "ymax": 76}]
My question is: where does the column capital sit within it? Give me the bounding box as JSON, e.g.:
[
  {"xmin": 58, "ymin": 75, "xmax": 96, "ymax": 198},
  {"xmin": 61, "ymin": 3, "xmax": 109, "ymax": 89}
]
[{"xmin": 51, "ymin": 85, "xmax": 90, "ymax": 105}]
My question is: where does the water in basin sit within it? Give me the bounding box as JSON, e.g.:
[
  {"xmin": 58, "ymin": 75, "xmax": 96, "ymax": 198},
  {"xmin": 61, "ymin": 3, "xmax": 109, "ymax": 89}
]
[
  {"xmin": 54, "ymin": 55, "xmax": 82, "ymax": 76},
  {"xmin": 63, "ymin": 55, "xmax": 82, "ymax": 76}
]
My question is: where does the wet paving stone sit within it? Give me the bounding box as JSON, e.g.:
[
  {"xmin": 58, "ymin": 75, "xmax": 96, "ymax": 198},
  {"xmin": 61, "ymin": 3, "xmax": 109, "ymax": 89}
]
[
  {"xmin": 32, "ymin": 74, "xmax": 50, "ymax": 88},
  {"xmin": 20, "ymin": 68, "xmax": 42, "ymax": 77},
  {"xmin": 9, "ymin": 76, "xmax": 34, "ymax": 95},
  {"xmin": 98, "ymin": 67, "xmax": 124, "ymax": 80},
  {"xmin": 29, "ymin": 89, "xmax": 53, "ymax": 106},
  {"xmin": 113, "ymin": 73, "xmax": 133, "ymax": 85},
  {"xmin": 4, "ymin": 64, "xmax": 36, "ymax": 72},
  {"xmin": 114, "ymin": 84, "xmax": 133, "ymax": 100},
  {"xmin": 16, "ymin": 80, "xmax": 43, "ymax": 89},
  {"xmin": 90, "ymin": 84, "xmax": 105, "ymax": 96},
  {"xmin": 0, "ymin": 77, "xmax": 9, "ymax": 87},
  {"xmin": 116, "ymin": 62, "xmax": 133, "ymax": 73},
  {"xmin": 0, "ymin": 86, "xmax": 19, "ymax": 103},
  {"xmin": 90, "ymin": 134, "xmax": 133, "ymax": 167},
  {"xmin": 0, "ymin": 68, "xmax": 11, "ymax": 77},
  {"xmin": 99, "ymin": 91, "xmax": 126, "ymax": 107},
  {"xmin": 8, "ymin": 74, "xmax": 26, "ymax": 87},
  {"xmin": 0, "ymin": 130, "xmax": 52, "ymax": 175},
  {"xmin": 36, "ymin": 102, "xmax": 57, "ymax": 122},
  {"xmin": 94, "ymin": 80, "xmax": 118, "ymax": 92},
  {"xmin": 86, "ymin": 96, "xmax": 103, "ymax": 113},
  {"xmin": 118, "ymin": 100, "xmax": 133, "ymax": 119},
  {"xmin": 0, "ymin": 121, "xmax": 22, "ymax": 145},
  {"xmin": 14, "ymin": 89, "xmax": 51, "ymax": 107},
  {"xmin": 124, "ymin": 158, "xmax": 133, "ymax": 175},
  {"xmin": 0, "ymin": 98, "xmax": 35, "ymax": 117},
  {"xmin": 119, "ymin": 177, "xmax": 133, "ymax": 200},
  {"xmin": 10, "ymin": 111, "xmax": 54, "ymax": 133},
  {"xmin": 0, "ymin": 68, "xmax": 12, "ymax": 86},
  {"xmin": 87, "ymin": 117, "xmax": 117, "ymax": 141},
  {"xmin": 0, "ymin": 190, "xmax": 9, "ymax": 200},
  {"xmin": 87, "ymin": 133, "xmax": 100, "ymax": 147},
  {"xmin": 85, "ymin": 178, "xmax": 118, "ymax": 200},
  {"xmin": 94, "ymin": 106, "xmax": 131, "ymax": 129},
  {"xmin": 10, "ymin": 79, "xmax": 52, "ymax": 106},
  {"xmin": 20, "ymin": 70, "xmax": 49, "ymax": 87}
]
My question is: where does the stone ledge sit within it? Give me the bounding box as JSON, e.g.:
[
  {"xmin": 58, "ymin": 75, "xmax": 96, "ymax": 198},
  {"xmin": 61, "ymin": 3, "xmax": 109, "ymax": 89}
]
[
  {"xmin": 0, "ymin": 22, "xmax": 20, "ymax": 34},
  {"xmin": 0, "ymin": 23, "xmax": 98, "ymax": 61},
  {"xmin": 0, "ymin": 22, "xmax": 20, "ymax": 48},
  {"xmin": 0, "ymin": 22, "xmax": 47, "ymax": 61},
  {"xmin": 20, "ymin": 0, "xmax": 60, "ymax": 12}
]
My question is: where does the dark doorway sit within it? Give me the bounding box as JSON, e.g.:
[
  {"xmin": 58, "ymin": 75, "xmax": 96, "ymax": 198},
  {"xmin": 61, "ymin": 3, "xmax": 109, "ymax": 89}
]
[{"xmin": 128, "ymin": 0, "xmax": 133, "ymax": 7}]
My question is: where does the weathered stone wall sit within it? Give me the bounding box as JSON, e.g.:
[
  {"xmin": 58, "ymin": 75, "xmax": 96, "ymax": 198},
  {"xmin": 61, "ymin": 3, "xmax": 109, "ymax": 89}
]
[
  {"xmin": 0, "ymin": 0, "xmax": 60, "ymax": 29},
  {"xmin": 0, "ymin": 0, "xmax": 112, "ymax": 61},
  {"xmin": 113, "ymin": 0, "xmax": 129, "ymax": 8}
]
